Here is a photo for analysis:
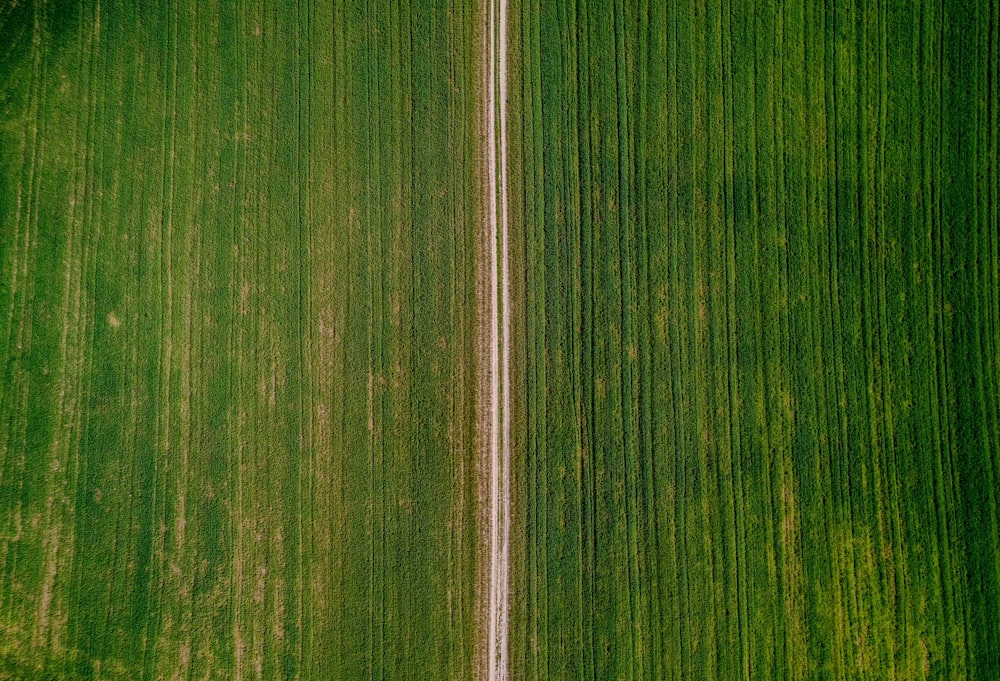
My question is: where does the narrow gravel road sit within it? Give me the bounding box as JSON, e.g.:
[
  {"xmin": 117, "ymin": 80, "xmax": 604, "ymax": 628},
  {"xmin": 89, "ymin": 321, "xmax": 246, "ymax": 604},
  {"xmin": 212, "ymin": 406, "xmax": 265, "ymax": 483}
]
[{"xmin": 485, "ymin": 0, "xmax": 510, "ymax": 679}]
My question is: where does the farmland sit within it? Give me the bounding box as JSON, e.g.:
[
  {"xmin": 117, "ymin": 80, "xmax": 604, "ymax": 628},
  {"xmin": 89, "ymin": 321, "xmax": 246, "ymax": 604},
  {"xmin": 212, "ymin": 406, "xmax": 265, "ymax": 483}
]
[
  {"xmin": 507, "ymin": 0, "xmax": 1000, "ymax": 680},
  {"xmin": 3, "ymin": 0, "xmax": 1000, "ymax": 680},
  {"xmin": 1, "ymin": 1, "xmax": 483, "ymax": 679}
]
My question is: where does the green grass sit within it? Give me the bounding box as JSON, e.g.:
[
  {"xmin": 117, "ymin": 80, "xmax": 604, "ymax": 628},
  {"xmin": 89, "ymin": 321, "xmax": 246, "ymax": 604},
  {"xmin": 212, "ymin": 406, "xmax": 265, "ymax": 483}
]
[
  {"xmin": 0, "ymin": 1, "xmax": 482, "ymax": 679},
  {"xmin": 4, "ymin": 1, "xmax": 1000, "ymax": 680},
  {"xmin": 508, "ymin": 0, "xmax": 1000, "ymax": 679}
]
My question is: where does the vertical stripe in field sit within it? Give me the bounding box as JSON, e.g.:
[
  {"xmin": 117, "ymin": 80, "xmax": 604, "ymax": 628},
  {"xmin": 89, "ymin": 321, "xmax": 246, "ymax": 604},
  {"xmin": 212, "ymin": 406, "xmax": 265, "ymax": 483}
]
[{"xmin": 485, "ymin": 0, "xmax": 511, "ymax": 679}]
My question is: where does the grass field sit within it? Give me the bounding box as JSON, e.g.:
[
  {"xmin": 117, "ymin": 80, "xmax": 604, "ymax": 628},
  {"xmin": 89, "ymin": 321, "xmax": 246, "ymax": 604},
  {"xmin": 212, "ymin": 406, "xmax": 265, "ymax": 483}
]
[
  {"xmin": 506, "ymin": 0, "xmax": 1000, "ymax": 679},
  {"xmin": 3, "ymin": 0, "xmax": 1000, "ymax": 680},
  {"xmin": 0, "ymin": 1, "xmax": 483, "ymax": 679}
]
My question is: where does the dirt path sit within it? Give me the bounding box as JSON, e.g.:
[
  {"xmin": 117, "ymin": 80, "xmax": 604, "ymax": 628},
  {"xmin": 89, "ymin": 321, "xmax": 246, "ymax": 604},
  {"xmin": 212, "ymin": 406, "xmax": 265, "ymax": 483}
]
[{"xmin": 484, "ymin": 0, "xmax": 510, "ymax": 679}]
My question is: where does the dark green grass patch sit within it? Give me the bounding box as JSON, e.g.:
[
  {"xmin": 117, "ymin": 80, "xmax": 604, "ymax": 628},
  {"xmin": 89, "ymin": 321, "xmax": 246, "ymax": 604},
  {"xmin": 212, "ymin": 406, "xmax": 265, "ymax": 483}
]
[{"xmin": 509, "ymin": 0, "xmax": 1000, "ymax": 679}]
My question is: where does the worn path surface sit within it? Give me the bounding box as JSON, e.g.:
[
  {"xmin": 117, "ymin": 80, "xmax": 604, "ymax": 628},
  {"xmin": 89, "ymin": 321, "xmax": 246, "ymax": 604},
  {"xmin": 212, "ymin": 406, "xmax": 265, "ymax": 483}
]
[{"xmin": 484, "ymin": 0, "xmax": 510, "ymax": 679}]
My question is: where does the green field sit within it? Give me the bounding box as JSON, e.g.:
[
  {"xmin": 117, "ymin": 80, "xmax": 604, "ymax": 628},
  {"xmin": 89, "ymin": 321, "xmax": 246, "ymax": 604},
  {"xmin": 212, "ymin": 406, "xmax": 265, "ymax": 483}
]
[
  {"xmin": 507, "ymin": 0, "xmax": 1000, "ymax": 679},
  {"xmin": 1, "ymin": 1, "xmax": 483, "ymax": 679},
  {"xmin": 3, "ymin": 0, "xmax": 1000, "ymax": 680}
]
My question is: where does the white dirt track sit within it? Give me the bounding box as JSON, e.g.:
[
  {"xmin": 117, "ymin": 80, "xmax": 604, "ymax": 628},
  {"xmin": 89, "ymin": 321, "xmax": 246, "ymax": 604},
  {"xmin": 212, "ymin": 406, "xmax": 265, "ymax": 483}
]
[{"xmin": 485, "ymin": 0, "xmax": 510, "ymax": 679}]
